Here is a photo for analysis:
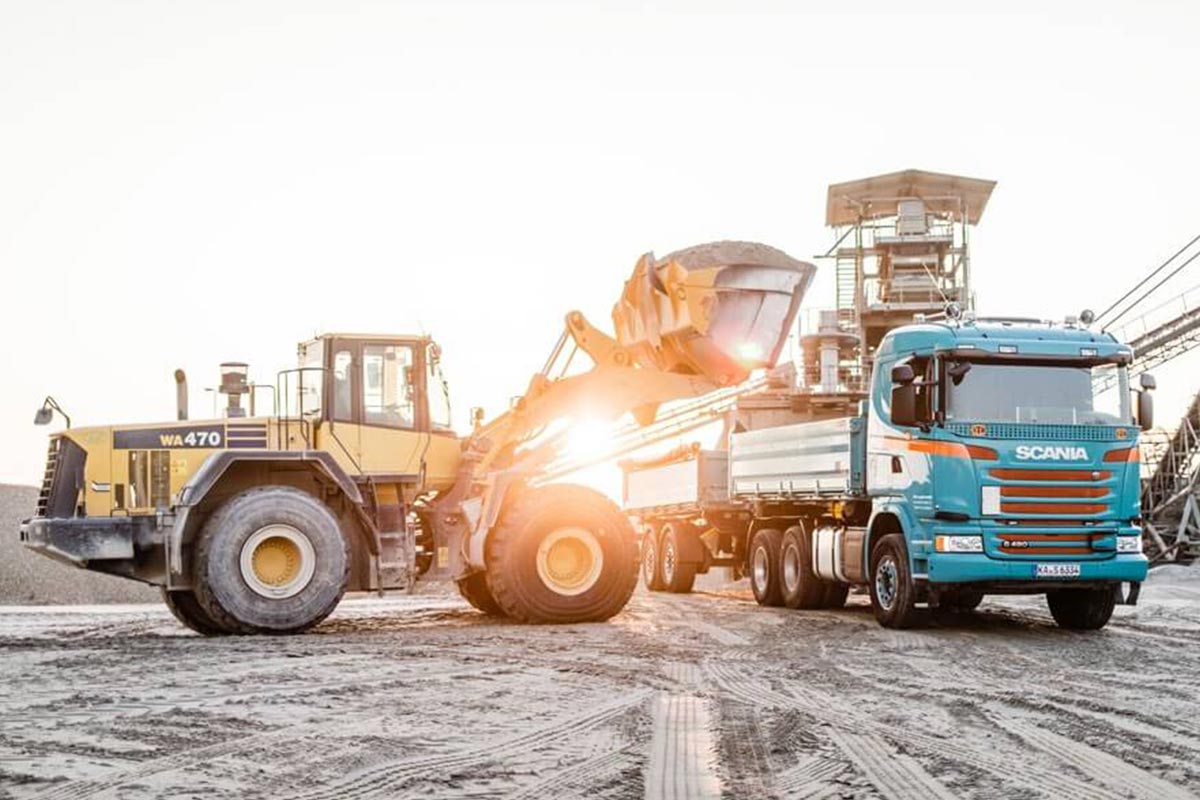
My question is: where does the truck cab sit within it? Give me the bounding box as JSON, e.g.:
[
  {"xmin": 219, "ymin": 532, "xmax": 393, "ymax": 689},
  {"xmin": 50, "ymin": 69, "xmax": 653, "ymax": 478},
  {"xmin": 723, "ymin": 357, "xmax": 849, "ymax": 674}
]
[{"xmin": 866, "ymin": 318, "xmax": 1151, "ymax": 627}]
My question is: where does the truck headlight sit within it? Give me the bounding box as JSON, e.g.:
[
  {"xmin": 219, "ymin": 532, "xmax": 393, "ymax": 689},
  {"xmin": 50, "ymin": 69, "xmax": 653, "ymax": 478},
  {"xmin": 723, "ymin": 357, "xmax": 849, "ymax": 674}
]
[
  {"xmin": 1117, "ymin": 536, "xmax": 1143, "ymax": 554},
  {"xmin": 935, "ymin": 535, "xmax": 984, "ymax": 553}
]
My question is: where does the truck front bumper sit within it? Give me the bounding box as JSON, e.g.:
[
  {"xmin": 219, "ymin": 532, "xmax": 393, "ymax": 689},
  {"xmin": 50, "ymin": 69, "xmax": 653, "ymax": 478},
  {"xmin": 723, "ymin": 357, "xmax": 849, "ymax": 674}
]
[
  {"xmin": 926, "ymin": 552, "xmax": 1149, "ymax": 585},
  {"xmin": 21, "ymin": 517, "xmax": 139, "ymax": 566}
]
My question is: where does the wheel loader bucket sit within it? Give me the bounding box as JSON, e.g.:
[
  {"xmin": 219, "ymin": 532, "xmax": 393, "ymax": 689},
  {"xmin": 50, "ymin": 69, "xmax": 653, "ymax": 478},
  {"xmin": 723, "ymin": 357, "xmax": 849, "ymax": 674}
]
[{"xmin": 612, "ymin": 241, "xmax": 815, "ymax": 386}]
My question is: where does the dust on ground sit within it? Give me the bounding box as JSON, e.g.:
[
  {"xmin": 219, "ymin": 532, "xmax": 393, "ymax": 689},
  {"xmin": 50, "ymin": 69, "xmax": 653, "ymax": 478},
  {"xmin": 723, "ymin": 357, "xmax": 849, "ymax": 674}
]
[{"xmin": 3, "ymin": 565, "xmax": 1200, "ymax": 800}]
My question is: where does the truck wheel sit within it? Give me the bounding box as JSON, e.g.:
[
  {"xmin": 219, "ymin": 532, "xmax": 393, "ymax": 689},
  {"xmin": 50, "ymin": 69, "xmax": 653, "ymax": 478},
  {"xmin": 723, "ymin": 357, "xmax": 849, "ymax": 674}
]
[
  {"xmin": 941, "ymin": 589, "xmax": 984, "ymax": 613},
  {"xmin": 780, "ymin": 525, "xmax": 824, "ymax": 609},
  {"xmin": 869, "ymin": 534, "xmax": 919, "ymax": 629},
  {"xmin": 457, "ymin": 571, "xmax": 505, "ymax": 616},
  {"xmin": 661, "ymin": 522, "xmax": 697, "ymax": 594},
  {"xmin": 749, "ymin": 528, "xmax": 784, "ymax": 607},
  {"xmin": 193, "ymin": 486, "xmax": 349, "ymax": 635},
  {"xmin": 161, "ymin": 588, "xmax": 228, "ymax": 635},
  {"xmin": 821, "ymin": 583, "xmax": 850, "ymax": 609},
  {"xmin": 641, "ymin": 526, "xmax": 666, "ymax": 591},
  {"xmin": 485, "ymin": 484, "xmax": 639, "ymax": 623},
  {"xmin": 1046, "ymin": 586, "xmax": 1117, "ymax": 630}
]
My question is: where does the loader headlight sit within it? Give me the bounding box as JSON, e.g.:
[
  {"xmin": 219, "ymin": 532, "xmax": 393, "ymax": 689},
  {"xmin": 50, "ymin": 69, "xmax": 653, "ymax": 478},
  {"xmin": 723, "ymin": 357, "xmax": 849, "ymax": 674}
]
[
  {"xmin": 935, "ymin": 535, "xmax": 984, "ymax": 553},
  {"xmin": 1117, "ymin": 536, "xmax": 1143, "ymax": 554}
]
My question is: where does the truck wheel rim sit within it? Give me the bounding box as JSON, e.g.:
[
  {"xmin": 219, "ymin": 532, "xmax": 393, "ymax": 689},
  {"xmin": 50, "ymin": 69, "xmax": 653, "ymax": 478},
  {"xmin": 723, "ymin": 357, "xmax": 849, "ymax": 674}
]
[
  {"xmin": 239, "ymin": 524, "xmax": 317, "ymax": 600},
  {"xmin": 662, "ymin": 539, "xmax": 676, "ymax": 583},
  {"xmin": 875, "ymin": 556, "xmax": 898, "ymax": 611},
  {"xmin": 537, "ymin": 527, "xmax": 603, "ymax": 597},
  {"xmin": 753, "ymin": 546, "xmax": 769, "ymax": 590},
  {"xmin": 642, "ymin": 537, "xmax": 657, "ymax": 583},
  {"xmin": 783, "ymin": 545, "xmax": 800, "ymax": 593}
]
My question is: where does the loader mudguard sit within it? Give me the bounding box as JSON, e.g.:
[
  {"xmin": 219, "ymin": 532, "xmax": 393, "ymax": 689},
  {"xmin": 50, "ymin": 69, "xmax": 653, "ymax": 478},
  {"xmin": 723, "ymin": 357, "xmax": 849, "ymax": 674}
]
[{"xmin": 167, "ymin": 450, "xmax": 369, "ymax": 588}]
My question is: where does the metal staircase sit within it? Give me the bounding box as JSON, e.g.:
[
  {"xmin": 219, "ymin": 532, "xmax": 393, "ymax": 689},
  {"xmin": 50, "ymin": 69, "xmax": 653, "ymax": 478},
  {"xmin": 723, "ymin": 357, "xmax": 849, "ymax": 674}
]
[{"xmin": 1142, "ymin": 388, "xmax": 1200, "ymax": 561}]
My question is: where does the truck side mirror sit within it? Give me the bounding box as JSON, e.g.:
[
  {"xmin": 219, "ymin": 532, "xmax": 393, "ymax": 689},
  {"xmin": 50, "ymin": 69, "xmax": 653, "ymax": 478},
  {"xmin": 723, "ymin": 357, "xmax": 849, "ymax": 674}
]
[
  {"xmin": 892, "ymin": 384, "xmax": 918, "ymax": 427},
  {"xmin": 891, "ymin": 364, "xmax": 915, "ymax": 385},
  {"xmin": 1139, "ymin": 373, "xmax": 1156, "ymax": 391},
  {"xmin": 1138, "ymin": 389, "xmax": 1154, "ymax": 431}
]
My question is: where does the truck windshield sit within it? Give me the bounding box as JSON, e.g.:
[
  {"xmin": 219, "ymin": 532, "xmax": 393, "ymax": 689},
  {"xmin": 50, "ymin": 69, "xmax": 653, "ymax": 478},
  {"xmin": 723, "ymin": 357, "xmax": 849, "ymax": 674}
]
[{"xmin": 945, "ymin": 361, "xmax": 1132, "ymax": 425}]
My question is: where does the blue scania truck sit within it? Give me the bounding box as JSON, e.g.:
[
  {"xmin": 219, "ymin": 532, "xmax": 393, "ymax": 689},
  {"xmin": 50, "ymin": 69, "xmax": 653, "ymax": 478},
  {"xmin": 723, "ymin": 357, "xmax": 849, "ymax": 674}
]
[{"xmin": 625, "ymin": 315, "xmax": 1154, "ymax": 629}]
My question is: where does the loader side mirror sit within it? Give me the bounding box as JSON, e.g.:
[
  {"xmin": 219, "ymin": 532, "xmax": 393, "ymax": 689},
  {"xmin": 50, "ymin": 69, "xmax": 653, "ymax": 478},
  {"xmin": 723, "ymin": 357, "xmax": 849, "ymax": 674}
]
[
  {"xmin": 891, "ymin": 383, "xmax": 918, "ymax": 427},
  {"xmin": 1138, "ymin": 389, "xmax": 1154, "ymax": 432},
  {"xmin": 470, "ymin": 406, "xmax": 485, "ymax": 429},
  {"xmin": 33, "ymin": 407, "xmax": 53, "ymax": 426}
]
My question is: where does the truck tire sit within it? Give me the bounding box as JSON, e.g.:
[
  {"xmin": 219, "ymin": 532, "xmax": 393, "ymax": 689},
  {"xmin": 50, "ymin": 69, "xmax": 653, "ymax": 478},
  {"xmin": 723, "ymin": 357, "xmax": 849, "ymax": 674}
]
[
  {"xmin": 660, "ymin": 522, "xmax": 697, "ymax": 594},
  {"xmin": 457, "ymin": 571, "xmax": 505, "ymax": 616},
  {"xmin": 641, "ymin": 526, "xmax": 666, "ymax": 591},
  {"xmin": 869, "ymin": 534, "xmax": 919, "ymax": 629},
  {"xmin": 1046, "ymin": 586, "xmax": 1117, "ymax": 630},
  {"xmin": 821, "ymin": 583, "xmax": 850, "ymax": 609},
  {"xmin": 941, "ymin": 589, "xmax": 984, "ymax": 613},
  {"xmin": 749, "ymin": 528, "xmax": 784, "ymax": 607},
  {"xmin": 161, "ymin": 588, "xmax": 228, "ymax": 635},
  {"xmin": 780, "ymin": 525, "xmax": 824, "ymax": 609},
  {"xmin": 485, "ymin": 484, "xmax": 639, "ymax": 623},
  {"xmin": 193, "ymin": 486, "xmax": 350, "ymax": 635}
]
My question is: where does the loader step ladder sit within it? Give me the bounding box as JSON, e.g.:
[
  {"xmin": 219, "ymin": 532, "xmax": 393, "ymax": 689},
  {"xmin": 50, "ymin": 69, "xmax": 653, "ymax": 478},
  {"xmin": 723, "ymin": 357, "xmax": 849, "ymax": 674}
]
[{"xmin": 1142, "ymin": 387, "xmax": 1200, "ymax": 562}]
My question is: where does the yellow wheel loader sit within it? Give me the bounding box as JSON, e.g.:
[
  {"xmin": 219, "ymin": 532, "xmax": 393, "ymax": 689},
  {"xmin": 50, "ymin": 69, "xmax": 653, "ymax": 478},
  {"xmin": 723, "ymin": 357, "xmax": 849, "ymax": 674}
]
[{"xmin": 21, "ymin": 242, "xmax": 813, "ymax": 634}]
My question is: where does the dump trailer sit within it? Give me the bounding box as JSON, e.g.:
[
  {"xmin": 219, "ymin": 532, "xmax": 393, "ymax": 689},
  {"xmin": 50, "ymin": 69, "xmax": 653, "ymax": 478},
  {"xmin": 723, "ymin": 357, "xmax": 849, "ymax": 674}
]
[
  {"xmin": 626, "ymin": 316, "xmax": 1154, "ymax": 629},
  {"xmin": 20, "ymin": 241, "xmax": 813, "ymax": 634}
]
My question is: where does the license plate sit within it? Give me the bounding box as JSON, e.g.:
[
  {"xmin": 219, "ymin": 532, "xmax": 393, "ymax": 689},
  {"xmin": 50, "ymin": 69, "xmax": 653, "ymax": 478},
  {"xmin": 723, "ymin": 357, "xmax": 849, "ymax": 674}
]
[{"xmin": 1036, "ymin": 563, "xmax": 1081, "ymax": 579}]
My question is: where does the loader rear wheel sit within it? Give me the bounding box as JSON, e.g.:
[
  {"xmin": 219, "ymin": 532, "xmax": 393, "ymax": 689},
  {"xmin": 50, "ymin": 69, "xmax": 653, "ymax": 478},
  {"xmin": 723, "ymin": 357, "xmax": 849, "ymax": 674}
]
[
  {"xmin": 780, "ymin": 524, "xmax": 824, "ymax": 610},
  {"xmin": 661, "ymin": 522, "xmax": 697, "ymax": 594},
  {"xmin": 193, "ymin": 487, "xmax": 349, "ymax": 635},
  {"xmin": 641, "ymin": 526, "xmax": 666, "ymax": 591},
  {"xmin": 161, "ymin": 588, "xmax": 228, "ymax": 635},
  {"xmin": 1047, "ymin": 586, "xmax": 1117, "ymax": 630},
  {"xmin": 485, "ymin": 484, "xmax": 639, "ymax": 624},
  {"xmin": 749, "ymin": 528, "xmax": 784, "ymax": 607},
  {"xmin": 457, "ymin": 572, "xmax": 505, "ymax": 616}
]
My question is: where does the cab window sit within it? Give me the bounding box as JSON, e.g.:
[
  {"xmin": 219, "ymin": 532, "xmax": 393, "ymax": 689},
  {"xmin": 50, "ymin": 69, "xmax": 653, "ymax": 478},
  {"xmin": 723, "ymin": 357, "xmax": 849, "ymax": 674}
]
[
  {"xmin": 427, "ymin": 349, "xmax": 452, "ymax": 431},
  {"xmin": 332, "ymin": 350, "xmax": 353, "ymax": 422},
  {"xmin": 362, "ymin": 344, "xmax": 415, "ymax": 428}
]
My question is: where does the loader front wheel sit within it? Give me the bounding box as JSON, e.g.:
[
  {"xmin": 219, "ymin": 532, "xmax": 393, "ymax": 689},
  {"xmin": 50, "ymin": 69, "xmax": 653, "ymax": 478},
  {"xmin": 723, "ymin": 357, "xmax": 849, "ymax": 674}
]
[
  {"xmin": 193, "ymin": 487, "xmax": 349, "ymax": 635},
  {"xmin": 485, "ymin": 484, "xmax": 639, "ymax": 624},
  {"xmin": 457, "ymin": 571, "xmax": 505, "ymax": 616},
  {"xmin": 161, "ymin": 588, "xmax": 228, "ymax": 635}
]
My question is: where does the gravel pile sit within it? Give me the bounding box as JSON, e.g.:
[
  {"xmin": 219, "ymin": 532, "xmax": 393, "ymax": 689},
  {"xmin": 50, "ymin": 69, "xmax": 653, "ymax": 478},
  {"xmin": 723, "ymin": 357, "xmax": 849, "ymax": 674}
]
[{"xmin": 0, "ymin": 484, "xmax": 157, "ymax": 604}]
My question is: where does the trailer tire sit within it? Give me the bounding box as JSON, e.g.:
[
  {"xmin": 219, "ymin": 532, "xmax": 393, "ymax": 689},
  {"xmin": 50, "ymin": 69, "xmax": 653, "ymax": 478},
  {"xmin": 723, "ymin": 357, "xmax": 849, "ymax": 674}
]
[
  {"xmin": 457, "ymin": 572, "xmax": 505, "ymax": 616},
  {"xmin": 749, "ymin": 528, "xmax": 785, "ymax": 607},
  {"xmin": 821, "ymin": 583, "xmax": 850, "ymax": 609},
  {"xmin": 485, "ymin": 484, "xmax": 639, "ymax": 624},
  {"xmin": 641, "ymin": 526, "xmax": 666, "ymax": 591},
  {"xmin": 193, "ymin": 486, "xmax": 349, "ymax": 635},
  {"xmin": 161, "ymin": 588, "xmax": 228, "ymax": 635},
  {"xmin": 780, "ymin": 525, "xmax": 824, "ymax": 609},
  {"xmin": 1046, "ymin": 586, "xmax": 1117, "ymax": 630},
  {"xmin": 869, "ymin": 534, "xmax": 919, "ymax": 629},
  {"xmin": 661, "ymin": 522, "xmax": 697, "ymax": 594}
]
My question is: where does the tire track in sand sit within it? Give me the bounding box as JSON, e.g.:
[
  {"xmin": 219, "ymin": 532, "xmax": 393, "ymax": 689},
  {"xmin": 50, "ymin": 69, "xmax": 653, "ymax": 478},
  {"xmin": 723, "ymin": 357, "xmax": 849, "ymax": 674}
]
[
  {"xmin": 643, "ymin": 693, "xmax": 722, "ymax": 800},
  {"xmin": 826, "ymin": 729, "xmax": 955, "ymax": 800}
]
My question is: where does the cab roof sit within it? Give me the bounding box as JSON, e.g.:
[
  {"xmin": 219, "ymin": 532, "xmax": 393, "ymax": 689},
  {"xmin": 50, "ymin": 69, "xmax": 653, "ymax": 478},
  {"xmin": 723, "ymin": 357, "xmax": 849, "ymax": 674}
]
[{"xmin": 876, "ymin": 319, "xmax": 1132, "ymax": 361}]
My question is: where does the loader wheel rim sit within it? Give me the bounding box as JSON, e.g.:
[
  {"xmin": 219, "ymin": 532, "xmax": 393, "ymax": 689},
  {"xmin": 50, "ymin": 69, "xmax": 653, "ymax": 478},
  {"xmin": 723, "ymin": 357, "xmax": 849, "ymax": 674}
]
[
  {"xmin": 536, "ymin": 527, "xmax": 603, "ymax": 597},
  {"xmin": 239, "ymin": 524, "xmax": 317, "ymax": 600},
  {"xmin": 783, "ymin": 545, "xmax": 800, "ymax": 593}
]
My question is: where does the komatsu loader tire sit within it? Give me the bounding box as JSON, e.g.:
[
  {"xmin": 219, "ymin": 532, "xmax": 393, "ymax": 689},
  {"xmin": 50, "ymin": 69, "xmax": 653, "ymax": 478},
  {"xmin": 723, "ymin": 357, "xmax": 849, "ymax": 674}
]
[
  {"xmin": 485, "ymin": 484, "xmax": 639, "ymax": 624},
  {"xmin": 641, "ymin": 527, "xmax": 666, "ymax": 591},
  {"xmin": 660, "ymin": 522, "xmax": 697, "ymax": 594},
  {"xmin": 161, "ymin": 588, "xmax": 228, "ymax": 635},
  {"xmin": 749, "ymin": 528, "xmax": 784, "ymax": 607},
  {"xmin": 457, "ymin": 571, "xmax": 505, "ymax": 616},
  {"xmin": 193, "ymin": 487, "xmax": 349, "ymax": 635}
]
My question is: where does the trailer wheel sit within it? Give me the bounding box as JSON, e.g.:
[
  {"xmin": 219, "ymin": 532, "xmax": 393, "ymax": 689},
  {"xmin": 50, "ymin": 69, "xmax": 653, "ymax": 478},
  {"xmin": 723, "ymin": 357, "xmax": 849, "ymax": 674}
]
[
  {"xmin": 780, "ymin": 525, "xmax": 824, "ymax": 609},
  {"xmin": 749, "ymin": 528, "xmax": 784, "ymax": 607},
  {"xmin": 457, "ymin": 571, "xmax": 505, "ymax": 616},
  {"xmin": 161, "ymin": 588, "xmax": 228, "ymax": 635},
  {"xmin": 869, "ymin": 534, "xmax": 919, "ymax": 628},
  {"xmin": 661, "ymin": 522, "xmax": 697, "ymax": 594},
  {"xmin": 485, "ymin": 484, "xmax": 639, "ymax": 623},
  {"xmin": 1046, "ymin": 586, "xmax": 1117, "ymax": 630},
  {"xmin": 193, "ymin": 486, "xmax": 349, "ymax": 635},
  {"xmin": 641, "ymin": 526, "xmax": 666, "ymax": 591}
]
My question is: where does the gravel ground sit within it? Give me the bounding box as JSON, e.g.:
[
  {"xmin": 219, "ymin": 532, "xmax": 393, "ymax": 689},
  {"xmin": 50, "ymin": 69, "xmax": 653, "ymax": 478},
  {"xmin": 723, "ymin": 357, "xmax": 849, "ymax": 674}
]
[
  {"xmin": 0, "ymin": 485, "xmax": 157, "ymax": 605},
  {"xmin": 2, "ymin": 567, "xmax": 1199, "ymax": 799}
]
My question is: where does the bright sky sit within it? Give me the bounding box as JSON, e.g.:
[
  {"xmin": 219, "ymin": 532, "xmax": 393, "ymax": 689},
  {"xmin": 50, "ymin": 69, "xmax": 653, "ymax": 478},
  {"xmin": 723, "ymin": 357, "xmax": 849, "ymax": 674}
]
[{"xmin": 2, "ymin": 0, "xmax": 1198, "ymax": 487}]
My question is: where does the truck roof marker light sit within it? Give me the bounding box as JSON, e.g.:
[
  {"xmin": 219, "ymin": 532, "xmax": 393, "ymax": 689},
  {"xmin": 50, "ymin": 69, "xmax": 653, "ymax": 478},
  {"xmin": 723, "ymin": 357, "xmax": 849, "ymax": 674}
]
[
  {"xmin": 1080, "ymin": 347, "xmax": 1099, "ymax": 357},
  {"xmin": 998, "ymin": 344, "xmax": 1018, "ymax": 354},
  {"xmin": 1103, "ymin": 447, "xmax": 1140, "ymax": 463}
]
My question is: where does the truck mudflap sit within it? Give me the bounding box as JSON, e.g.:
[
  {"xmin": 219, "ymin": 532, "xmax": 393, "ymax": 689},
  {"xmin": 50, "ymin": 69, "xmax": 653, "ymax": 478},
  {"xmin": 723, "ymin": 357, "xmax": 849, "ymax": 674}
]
[{"xmin": 20, "ymin": 516, "xmax": 139, "ymax": 565}]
